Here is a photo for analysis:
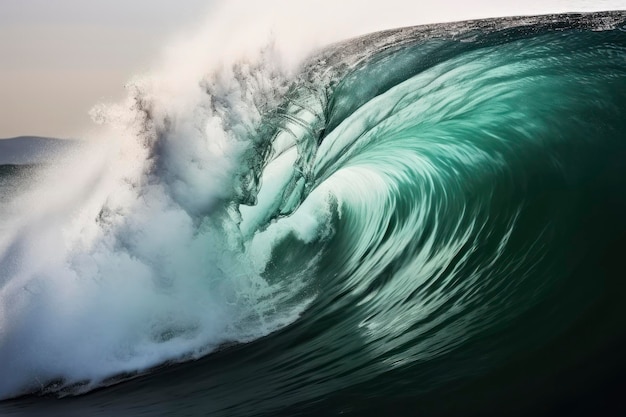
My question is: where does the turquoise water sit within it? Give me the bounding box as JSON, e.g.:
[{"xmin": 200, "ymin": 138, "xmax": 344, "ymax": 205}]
[{"xmin": 1, "ymin": 11, "xmax": 626, "ymax": 416}]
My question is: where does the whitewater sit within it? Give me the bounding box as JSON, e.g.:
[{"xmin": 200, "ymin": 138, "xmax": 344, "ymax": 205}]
[{"xmin": 1, "ymin": 2, "xmax": 626, "ymax": 416}]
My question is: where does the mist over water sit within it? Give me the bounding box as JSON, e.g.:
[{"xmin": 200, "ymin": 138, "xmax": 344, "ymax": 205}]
[
  {"xmin": 0, "ymin": 1, "xmax": 310, "ymax": 398},
  {"xmin": 1, "ymin": 2, "xmax": 626, "ymax": 416}
]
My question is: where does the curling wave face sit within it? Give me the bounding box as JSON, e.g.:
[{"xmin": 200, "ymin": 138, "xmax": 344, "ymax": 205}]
[{"xmin": 1, "ymin": 10, "xmax": 626, "ymax": 415}]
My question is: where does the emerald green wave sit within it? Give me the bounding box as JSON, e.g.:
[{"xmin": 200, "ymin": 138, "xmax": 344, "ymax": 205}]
[{"xmin": 1, "ymin": 12, "xmax": 626, "ymax": 416}]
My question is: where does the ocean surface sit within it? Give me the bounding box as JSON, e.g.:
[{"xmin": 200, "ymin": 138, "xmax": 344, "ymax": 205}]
[{"xmin": 1, "ymin": 10, "xmax": 626, "ymax": 416}]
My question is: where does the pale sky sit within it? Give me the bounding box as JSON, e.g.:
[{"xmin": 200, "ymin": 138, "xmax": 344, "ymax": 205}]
[
  {"xmin": 0, "ymin": 0, "xmax": 212, "ymax": 138},
  {"xmin": 0, "ymin": 0, "xmax": 624, "ymax": 139}
]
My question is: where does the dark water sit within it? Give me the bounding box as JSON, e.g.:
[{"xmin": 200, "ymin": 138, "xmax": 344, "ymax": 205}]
[{"xmin": 2, "ymin": 11, "xmax": 626, "ymax": 417}]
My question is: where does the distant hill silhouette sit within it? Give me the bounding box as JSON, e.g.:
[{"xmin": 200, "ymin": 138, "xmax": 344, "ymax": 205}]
[{"xmin": 0, "ymin": 136, "xmax": 77, "ymax": 165}]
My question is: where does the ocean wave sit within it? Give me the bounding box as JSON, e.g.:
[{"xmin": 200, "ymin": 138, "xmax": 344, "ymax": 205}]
[{"xmin": 1, "ymin": 10, "xmax": 626, "ymax": 416}]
